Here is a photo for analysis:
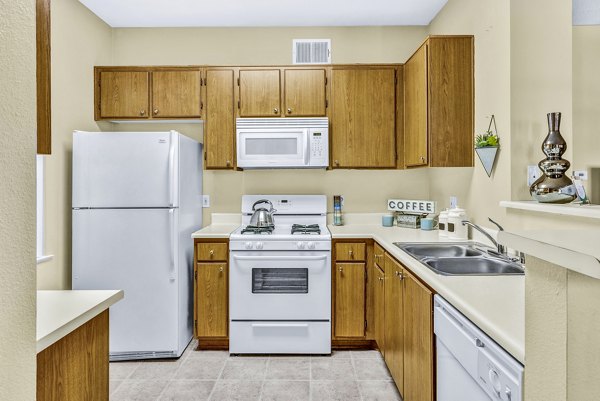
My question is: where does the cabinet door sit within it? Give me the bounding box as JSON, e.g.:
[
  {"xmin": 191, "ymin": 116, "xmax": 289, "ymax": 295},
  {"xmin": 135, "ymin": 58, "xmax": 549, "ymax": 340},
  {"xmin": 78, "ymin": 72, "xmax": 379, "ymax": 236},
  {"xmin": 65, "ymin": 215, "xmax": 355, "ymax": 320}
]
[
  {"xmin": 196, "ymin": 263, "xmax": 228, "ymax": 337},
  {"xmin": 374, "ymin": 266, "xmax": 385, "ymax": 355},
  {"xmin": 239, "ymin": 69, "xmax": 281, "ymax": 117},
  {"xmin": 330, "ymin": 68, "xmax": 396, "ymax": 168},
  {"xmin": 384, "ymin": 254, "xmax": 404, "ymax": 395},
  {"xmin": 334, "ymin": 262, "xmax": 366, "ymax": 338},
  {"xmin": 205, "ymin": 69, "xmax": 235, "ymax": 169},
  {"xmin": 428, "ymin": 37, "xmax": 474, "ymax": 167},
  {"xmin": 99, "ymin": 71, "xmax": 149, "ymax": 119},
  {"xmin": 152, "ymin": 70, "xmax": 202, "ymax": 118},
  {"xmin": 403, "ymin": 269, "xmax": 434, "ymax": 401},
  {"xmin": 404, "ymin": 44, "xmax": 429, "ymax": 167},
  {"xmin": 284, "ymin": 69, "xmax": 326, "ymax": 116}
]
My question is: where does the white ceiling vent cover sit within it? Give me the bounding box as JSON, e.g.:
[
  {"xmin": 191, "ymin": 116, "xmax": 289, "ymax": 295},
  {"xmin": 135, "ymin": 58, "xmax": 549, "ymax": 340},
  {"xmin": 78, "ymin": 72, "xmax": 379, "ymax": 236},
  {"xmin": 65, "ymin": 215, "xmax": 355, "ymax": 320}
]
[{"xmin": 293, "ymin": 39, "xmax": 331, "ymax": 64}]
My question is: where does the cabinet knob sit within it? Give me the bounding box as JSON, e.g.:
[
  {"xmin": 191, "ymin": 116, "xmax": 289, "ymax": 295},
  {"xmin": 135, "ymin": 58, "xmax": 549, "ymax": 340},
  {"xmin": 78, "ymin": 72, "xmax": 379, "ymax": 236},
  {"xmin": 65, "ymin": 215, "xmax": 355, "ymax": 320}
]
[
  {"xmin": 273, "ymin": 108, "xmax": 279, "ymax": 114},
  {"xmin": 397, "ymin": 272, "xmax": 404, "ymax": 280},
  {"xmin": 378, "ymin": 277, "xmax": 384, "ymax": 281},
  {"xmin": 226, "ymin": 160, "xmax": 231, "ymax": 166},
  {"xmin": 200, "ymin": 101, "xmax": 203, "ymax": 110},
  {"xmin": 209, "ymin": 250, "xmax": 214, "ymax": 256},
  {"xmin": 420, "ymin": 156, "xmax": 426, "ymax": 163},
  {"xmin": 287, "ymin": 108, "xmax": 292, "ymax": 114},
  {"xmin": 338, "ymin": 266, "xmax": 343, "ymax": 273},
  {"xmin": 349, "ymin": 250, "xmax": 353, "ymax": 257},
  {"xmin": 334, "ymin": 160, "xmax": 339, "ymax": 166},
  {"xmin": 153, "ymin": 108, "xmax": 159, "ymax": 115},
  {"xmin": 140, "ymin": 110, "xmax": 146, "ymax": 116},
  {"xmin": 219, "ymin": 266, "xmax": 224, "ymax": 273}
]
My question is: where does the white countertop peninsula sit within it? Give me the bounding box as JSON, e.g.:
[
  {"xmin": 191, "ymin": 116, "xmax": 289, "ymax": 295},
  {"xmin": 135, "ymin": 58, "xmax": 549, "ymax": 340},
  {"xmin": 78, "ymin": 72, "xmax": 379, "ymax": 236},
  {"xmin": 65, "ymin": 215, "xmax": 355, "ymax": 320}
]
[{"xmin": 37, "ymin": 290, "xmax": 124, "ymax": 353}]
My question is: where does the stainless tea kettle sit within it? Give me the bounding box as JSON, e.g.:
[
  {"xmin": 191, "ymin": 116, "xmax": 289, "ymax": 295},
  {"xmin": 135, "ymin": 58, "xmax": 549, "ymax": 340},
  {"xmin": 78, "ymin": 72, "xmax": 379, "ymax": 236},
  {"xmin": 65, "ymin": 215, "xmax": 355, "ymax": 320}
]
[{"xmin": 249, "ymin": 199, "xmax": 276, "ymax": 228}]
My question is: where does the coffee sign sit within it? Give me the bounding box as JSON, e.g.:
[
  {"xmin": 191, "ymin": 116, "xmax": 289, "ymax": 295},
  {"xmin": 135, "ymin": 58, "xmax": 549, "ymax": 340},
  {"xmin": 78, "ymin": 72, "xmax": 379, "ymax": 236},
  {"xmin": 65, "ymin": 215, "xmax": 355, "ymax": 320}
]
[{"xmin": 387, "ymin": 199, "xmax": 435, "ymax": 215}]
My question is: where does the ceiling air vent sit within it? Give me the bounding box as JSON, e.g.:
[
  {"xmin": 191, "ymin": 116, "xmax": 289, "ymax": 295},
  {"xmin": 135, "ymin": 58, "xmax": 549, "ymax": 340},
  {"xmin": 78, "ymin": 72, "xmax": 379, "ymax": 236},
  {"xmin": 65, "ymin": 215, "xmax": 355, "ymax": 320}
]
[{"xmin": 292, "ymin": 39, "xmax": 331, "ymax": 65}]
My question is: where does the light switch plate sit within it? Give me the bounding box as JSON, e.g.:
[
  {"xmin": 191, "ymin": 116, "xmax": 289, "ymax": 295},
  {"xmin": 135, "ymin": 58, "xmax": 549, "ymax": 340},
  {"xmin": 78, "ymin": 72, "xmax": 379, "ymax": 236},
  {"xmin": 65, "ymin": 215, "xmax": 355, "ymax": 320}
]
[
  {"xmin": 574, "ymin": 170, "xmax": 588, "ymax": 180},
  {"xmin": 527, "ymin": 165, "xmax": 541, "ymax": 187},
  {"xmin": 202, "ymin": 195, "xmax": 210, "ymax": 208}
]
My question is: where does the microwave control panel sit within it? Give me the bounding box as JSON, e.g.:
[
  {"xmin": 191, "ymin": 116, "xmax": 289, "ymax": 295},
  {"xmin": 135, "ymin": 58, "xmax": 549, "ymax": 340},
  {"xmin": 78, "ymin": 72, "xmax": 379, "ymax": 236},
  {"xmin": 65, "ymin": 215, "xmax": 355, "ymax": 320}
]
[{"xmin": 309, "ymin": 129, "xmax": 329, "ymax": 166}]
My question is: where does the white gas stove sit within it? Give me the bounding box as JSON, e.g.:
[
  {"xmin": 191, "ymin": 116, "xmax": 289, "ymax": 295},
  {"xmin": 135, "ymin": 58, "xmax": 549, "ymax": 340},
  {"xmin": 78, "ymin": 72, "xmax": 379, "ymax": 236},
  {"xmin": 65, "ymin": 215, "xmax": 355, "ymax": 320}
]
[{"xmin": 229, "ymin": 195, "xmax": 332, "ymax": 355}]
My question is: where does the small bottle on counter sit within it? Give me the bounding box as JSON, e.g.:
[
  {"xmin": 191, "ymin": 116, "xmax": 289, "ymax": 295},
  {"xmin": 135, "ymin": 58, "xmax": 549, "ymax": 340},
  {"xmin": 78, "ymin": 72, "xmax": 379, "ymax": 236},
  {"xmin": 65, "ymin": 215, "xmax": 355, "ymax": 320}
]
[{"xmin": 333, "ymin": 195, "xmax": 343, "ymax": 226}]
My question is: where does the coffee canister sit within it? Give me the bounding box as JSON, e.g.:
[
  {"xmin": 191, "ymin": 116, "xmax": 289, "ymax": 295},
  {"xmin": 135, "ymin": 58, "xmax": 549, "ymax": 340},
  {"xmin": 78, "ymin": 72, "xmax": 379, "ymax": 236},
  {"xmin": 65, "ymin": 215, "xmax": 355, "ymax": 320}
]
[
  {"xmin": 447, "ymin": 207, "xmax": 468, "ymax": 240},
  {"xmin": 438, "ymin": 209, "xmax": 449, "ymax": 237}
]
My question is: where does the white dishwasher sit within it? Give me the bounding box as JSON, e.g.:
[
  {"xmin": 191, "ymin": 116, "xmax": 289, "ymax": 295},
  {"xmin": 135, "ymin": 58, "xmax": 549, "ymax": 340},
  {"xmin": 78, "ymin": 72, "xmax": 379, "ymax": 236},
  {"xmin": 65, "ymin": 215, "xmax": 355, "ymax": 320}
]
[{"xmin": 434, "ymin": 295, "xmax": 523, "ymax": 401}]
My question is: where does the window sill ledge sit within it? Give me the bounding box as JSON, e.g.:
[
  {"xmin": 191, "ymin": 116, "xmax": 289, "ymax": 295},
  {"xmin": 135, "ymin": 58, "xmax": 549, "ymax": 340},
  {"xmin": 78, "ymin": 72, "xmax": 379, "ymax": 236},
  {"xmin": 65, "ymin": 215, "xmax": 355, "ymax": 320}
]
[{"xmin": 500, "ymin": 200, "xmax": 600, "ymax": 219}]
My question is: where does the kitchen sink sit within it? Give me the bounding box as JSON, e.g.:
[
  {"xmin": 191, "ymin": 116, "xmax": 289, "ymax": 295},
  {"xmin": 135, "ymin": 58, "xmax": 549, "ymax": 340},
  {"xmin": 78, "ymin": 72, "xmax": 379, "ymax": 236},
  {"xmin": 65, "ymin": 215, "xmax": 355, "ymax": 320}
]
[
  {"xmin": 423, "ymin": 257, "xmax": 524, "ymax": 276},
  {"xmin": 399, "ymin": 243, "xmax": 484, "ymax": 258},
  {"xmin": 394, "ymin": 242, "xmax": 524, "ymax": 276}
]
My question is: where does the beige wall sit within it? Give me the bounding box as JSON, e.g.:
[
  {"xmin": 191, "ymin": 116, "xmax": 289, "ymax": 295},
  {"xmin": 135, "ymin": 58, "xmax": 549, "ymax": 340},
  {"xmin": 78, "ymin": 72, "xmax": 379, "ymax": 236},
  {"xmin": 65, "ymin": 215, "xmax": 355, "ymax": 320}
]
[
  {"xmin": 38, "ymin": 0, "xmax": 113, "ymax": 290},
  {"xmin": 110, "ymin": 26, "xmax": 431, "ymax": 225},
  {"xmin": 573, "ymin": 26, "xmax": 600, "ymax": 200},
  {"xmin": 427, "ymin": 0, "xmax": 511, "ymax": 225},
  {"xmin": 0, "ymin": 0, "xmax": 37, "ymax": 398}
]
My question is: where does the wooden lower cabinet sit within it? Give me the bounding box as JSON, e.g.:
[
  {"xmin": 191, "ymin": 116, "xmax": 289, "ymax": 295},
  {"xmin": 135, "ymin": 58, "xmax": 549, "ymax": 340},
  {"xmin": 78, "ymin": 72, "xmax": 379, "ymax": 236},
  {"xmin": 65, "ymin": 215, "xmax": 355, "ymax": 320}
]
[
  {"xmin": 384, "ymin": 253, "xmax": 405, "ymax": 394},
  {"xmin": 334, "ymin": 262, "xmax": 366, "ymax": 338},
  {"xmin": 194, "ymin": 239, "xmax": 229, "ymax": 348},
  {"xmin": 373, "ymin": 264, "xmax": 386, "ymax": 355},
  {"xmin": 403, "ymin": 269, "xmax": 434, "ymax": 401},
  {"xmin": 37, "ymin": 311, "xmax": 109, "ymax": 401}
]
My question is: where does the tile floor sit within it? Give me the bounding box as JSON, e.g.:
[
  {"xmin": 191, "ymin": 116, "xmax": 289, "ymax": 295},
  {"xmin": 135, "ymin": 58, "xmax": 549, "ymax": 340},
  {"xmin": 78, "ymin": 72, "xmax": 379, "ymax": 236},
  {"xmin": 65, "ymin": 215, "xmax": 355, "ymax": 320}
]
[{"xmin": 109, "ymin": 340, "xmax": 402, "ymax": 401}]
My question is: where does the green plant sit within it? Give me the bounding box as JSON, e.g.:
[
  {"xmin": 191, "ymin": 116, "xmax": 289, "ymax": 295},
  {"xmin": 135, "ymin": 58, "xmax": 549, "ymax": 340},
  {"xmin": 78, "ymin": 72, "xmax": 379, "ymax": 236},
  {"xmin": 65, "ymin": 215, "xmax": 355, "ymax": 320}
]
[{"xmin": 475, "ymin": 130, "xmax": 499, "ymax": 148}]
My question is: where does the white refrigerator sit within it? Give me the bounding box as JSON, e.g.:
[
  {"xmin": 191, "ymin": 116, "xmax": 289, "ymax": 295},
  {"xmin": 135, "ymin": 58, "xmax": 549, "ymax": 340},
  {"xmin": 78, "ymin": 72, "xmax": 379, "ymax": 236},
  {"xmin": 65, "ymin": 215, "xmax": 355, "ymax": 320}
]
[{"xmin": 72, "ymin": 130, "xmax": 202, "ymax": 361}]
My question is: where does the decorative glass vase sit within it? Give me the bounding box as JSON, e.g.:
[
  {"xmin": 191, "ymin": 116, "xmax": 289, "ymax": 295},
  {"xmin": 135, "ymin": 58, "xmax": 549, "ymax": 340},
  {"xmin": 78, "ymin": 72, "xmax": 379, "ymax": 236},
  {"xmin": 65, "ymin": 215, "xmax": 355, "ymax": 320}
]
[{"xmin": 529, "ymin": 112, "xmax": 576, "ymax": 203}]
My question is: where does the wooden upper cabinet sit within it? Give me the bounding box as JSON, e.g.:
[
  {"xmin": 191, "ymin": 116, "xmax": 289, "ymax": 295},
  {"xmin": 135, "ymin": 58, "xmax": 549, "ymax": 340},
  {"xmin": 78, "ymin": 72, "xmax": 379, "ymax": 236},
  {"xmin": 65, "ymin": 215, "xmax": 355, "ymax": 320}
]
[
  {"xmin": 404, "ymin": 36, "xmax": 474, "ymax": 168},
  {"xmin": 384, "ymin": 253, "xmax": 404, "ymax": 395},
  {"xmin": 334, "ymin": 262, "xmax": 366, "ymax": 338},
  {"xmin": 151, "ymin": 70, "xmax": 202, "ymax": 118},
  {"xmin": 330, "ymin": 68, "xmax": 397, "ymax": 168},
  {"xmin": 404, "ymin": 44, "xmax": 429, "ymax": 167},
  {"xmin": 428, "ymin": 36, "xmax": 474, "ymax": 167},
  {"xmin": 98, "ymin": 71, "xmax": 149, "ymax": 119},
  {"xmin": 403, "ymin": 269, "xmax": 434, "ymax": 401},
  {"xmin": 205, "ymin": 69, "xmax": 235, "ymax": 169},
  {"xmin": 284, "ymin": 69, "xmax": 326, "ymax": 117},
  {"xmin": 239, "ymin": 69, "xmax": 281, "ymax": 117}
]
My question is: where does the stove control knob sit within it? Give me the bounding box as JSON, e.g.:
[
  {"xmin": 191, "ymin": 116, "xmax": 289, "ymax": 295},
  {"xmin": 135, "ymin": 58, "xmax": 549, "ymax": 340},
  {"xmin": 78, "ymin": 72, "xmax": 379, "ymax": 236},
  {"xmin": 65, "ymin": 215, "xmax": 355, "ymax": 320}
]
[
  {"xmin": 255, "ymin": 242, "xmax": 264, "ymax": 250},
  {"xmin": 245, "ymin": 241, "xmax": 253, "ymax": 250},
  {"xmin": 297, "ymin": 241, "xmax": 306, "ymax": 249},
  {"xmin": 307, "ymin": 242, "xmax": 316, "ymax": 250}
]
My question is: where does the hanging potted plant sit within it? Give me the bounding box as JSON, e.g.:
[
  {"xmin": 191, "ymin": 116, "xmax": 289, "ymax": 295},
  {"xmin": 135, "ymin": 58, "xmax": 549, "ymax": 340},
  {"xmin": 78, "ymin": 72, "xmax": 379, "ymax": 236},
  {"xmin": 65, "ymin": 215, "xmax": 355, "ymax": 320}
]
[{"xmin": 475, "ymin": 115, "xmax": 500, "ymax": 177}]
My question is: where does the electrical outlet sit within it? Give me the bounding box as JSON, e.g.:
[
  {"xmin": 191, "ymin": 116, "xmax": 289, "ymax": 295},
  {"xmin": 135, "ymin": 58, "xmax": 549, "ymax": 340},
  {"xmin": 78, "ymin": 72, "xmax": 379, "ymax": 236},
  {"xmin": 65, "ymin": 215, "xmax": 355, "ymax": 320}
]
[
  {"xmin": 202, "ymin": 195, "xmax": 210, "ymax": 208},
  {"xmin": 450, "ymin": 196, "xmax": 458, "ymax": 209},
  {"xmin": 527, "ymin": 165, "xmax": 541, "ymax": 187},
  {"xmin": 574, "ymin": 170, "xmax": 588, "ymax": 180},
  {"xmin": 340, "ymin": 196, "xmax": 344, "ymax": 207}
]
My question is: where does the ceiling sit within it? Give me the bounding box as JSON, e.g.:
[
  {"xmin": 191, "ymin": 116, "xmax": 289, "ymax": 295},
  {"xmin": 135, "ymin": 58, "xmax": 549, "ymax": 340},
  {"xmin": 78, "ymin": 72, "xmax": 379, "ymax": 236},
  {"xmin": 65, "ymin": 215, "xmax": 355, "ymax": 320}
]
[
  {"xmin": 78, "ymin": 0, "xmax": 448, "ymax": 28},
  {"xmin": 573, "ymin": 0, "xmax": 600, "ymax": 25}
]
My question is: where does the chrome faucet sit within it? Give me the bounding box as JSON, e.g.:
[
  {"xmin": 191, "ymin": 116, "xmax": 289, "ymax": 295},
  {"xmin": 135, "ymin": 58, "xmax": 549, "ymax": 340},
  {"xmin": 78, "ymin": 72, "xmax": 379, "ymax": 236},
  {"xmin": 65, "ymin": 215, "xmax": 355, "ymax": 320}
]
[{"xmin": 461, "ymin": 218, "xmax": 506, "ymax": 255}]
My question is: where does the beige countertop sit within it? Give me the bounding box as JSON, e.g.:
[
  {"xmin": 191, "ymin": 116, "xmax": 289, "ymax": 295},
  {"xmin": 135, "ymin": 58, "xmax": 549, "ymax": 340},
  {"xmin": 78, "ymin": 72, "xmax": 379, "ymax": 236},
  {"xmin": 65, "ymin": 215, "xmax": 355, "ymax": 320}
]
[
  {"xmin": 37, "ymin": 290, "xmax": 124, "ymax": 353},
  {"xmin": 191, "ymin": 214, "xmax": 525, "ymax": 363},
  {"xmin": 499, "ymin": 229, "xmax": 600, "ymax": 279}
]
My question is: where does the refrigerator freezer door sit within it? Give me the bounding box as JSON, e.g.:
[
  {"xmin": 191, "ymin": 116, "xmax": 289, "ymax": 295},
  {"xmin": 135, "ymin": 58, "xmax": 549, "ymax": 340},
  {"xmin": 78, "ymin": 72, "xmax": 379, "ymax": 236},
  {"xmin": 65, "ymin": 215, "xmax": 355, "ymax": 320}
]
[
  {"xmin": 72, "ymin": 208, "xmax": 180, "ymax": 358},
  {"xmin": 73, "ymin": 131, "xmax": 179, "ymax": 208}
]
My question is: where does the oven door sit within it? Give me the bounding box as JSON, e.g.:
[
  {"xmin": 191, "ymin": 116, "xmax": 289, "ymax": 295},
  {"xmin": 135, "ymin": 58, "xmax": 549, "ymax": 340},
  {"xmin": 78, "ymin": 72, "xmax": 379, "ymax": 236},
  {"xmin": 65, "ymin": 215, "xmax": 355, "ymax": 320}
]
[
  {"xmin": 236, "ymin": 128, "xmax": 308, "ymax": 168},
  {"xmin": 230, "ymin": 251, "xmax": 331, "ymax": 320}
]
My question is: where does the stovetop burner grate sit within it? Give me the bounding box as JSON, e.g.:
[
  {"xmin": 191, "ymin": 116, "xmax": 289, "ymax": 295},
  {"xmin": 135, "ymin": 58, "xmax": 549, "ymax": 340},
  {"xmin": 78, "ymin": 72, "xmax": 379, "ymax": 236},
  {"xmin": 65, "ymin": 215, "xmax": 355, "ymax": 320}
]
[
  {"xmin": 241, "ymin": 225, "xmax": 274, "ymax": 235},
  {"xmin": 291, "ymin": 224, "xmax": 321, "ymax": 235}
]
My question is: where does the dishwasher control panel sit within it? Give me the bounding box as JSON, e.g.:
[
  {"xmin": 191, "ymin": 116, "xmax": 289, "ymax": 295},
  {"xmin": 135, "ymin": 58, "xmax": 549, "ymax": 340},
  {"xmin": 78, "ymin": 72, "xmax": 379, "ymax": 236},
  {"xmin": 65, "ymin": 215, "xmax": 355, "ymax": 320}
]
[{"xmin": 477, "ymin": 346, "xmax": 522, "ymax": 401}]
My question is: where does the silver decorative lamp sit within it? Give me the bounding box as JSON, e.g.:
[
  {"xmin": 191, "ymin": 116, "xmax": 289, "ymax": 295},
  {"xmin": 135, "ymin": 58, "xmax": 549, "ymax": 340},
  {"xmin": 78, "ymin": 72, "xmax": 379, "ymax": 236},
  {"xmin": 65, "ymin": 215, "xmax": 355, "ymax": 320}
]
[{"xmin": 529, "ymin": 112, "xmax": 577, "ymax": 203}]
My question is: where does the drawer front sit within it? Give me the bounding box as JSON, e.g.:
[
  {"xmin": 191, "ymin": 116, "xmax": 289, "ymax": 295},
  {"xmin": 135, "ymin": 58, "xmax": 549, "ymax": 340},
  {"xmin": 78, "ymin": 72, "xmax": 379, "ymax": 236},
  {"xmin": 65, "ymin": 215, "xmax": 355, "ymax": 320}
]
[
  {"xmin": 374, "ymin": 243, "xmax": 385, "ymax": 270},
  {"xmin": 197, "ymin": 242, "xmax": 228, "ymax": 261},
  {"xmin": 335, "ymin": 243, "xmax": 366, "ymax": 261}
]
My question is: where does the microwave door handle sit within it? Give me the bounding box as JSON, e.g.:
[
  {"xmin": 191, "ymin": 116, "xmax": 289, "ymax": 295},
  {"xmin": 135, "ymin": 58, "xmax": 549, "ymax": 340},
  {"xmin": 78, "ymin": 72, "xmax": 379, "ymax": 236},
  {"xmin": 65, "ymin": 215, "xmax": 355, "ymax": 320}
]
[{"xmin": 304, "ymin": 130, "xmax": 310, "ymax": 165}]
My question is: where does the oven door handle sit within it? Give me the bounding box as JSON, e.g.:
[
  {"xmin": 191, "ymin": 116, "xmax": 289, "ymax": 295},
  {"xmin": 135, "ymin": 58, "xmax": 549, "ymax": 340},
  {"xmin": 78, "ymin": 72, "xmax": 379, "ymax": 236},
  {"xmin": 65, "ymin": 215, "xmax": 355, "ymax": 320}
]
[
  {"xmin": 252, "ymin": 323, "xmax": 309, "ymax": 329},
  {"xmin": 232, "ymin": 255, "xmax": 328, "ymax": 262}
]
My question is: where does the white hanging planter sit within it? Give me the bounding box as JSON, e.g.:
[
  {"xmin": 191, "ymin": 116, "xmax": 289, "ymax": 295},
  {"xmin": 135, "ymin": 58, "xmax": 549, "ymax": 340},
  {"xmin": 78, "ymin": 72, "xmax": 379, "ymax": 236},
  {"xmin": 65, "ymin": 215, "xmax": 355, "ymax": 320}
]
[{"xmin": 475, "ymin": 146, "xmax": 499, "ymax": 177}]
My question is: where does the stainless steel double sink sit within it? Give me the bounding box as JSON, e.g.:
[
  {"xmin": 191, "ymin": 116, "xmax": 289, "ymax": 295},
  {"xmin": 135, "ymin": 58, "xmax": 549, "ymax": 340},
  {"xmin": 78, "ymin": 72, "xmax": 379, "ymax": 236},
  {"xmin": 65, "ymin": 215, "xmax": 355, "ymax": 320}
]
[{"xmin": 394, "ymin": 243, "xmax": 524, "ymax": 276}]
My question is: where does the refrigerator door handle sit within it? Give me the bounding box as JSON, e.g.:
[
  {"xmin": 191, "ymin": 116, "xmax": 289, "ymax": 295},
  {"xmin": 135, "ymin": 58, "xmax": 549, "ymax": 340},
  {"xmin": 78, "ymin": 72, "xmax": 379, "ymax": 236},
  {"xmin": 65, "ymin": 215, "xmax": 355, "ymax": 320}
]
[
  {"xmin": 168, "ymin": 132, "xmax": 175, "ymax": 207},
  {"xmin": 169, "ymin": 208, "xmax": 176, "ymax": 281}
]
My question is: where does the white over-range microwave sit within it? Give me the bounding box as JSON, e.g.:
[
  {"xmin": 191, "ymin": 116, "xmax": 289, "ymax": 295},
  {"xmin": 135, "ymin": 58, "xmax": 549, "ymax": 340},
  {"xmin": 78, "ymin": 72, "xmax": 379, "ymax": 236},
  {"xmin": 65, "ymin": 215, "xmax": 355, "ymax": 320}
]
[{"xmin": 236, "ymin": 118, "xmax": 329, "ymax": 169}]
